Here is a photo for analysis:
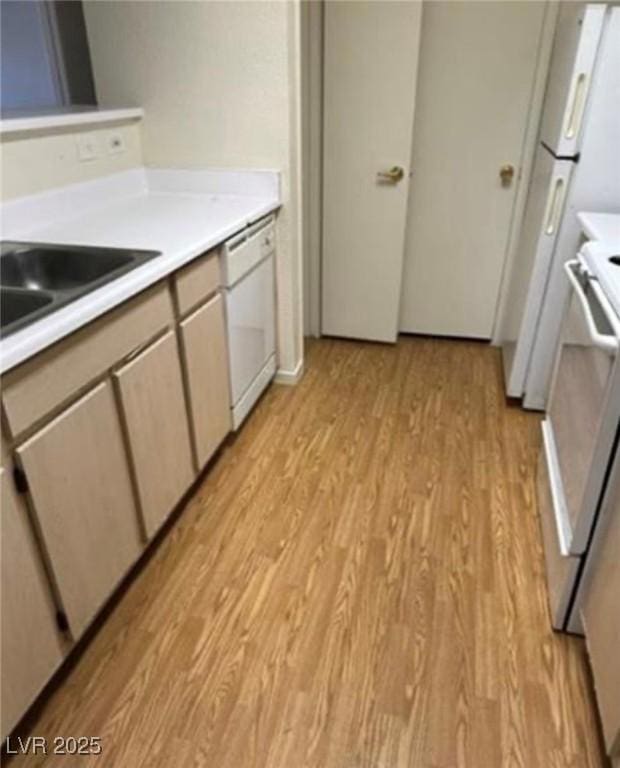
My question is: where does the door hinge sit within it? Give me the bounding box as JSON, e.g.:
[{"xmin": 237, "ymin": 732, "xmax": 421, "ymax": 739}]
[
  {"xmin": 56, "ymin": 611, "xmax": 70, "ymax": 633},
  {"xmin": 12, "ymin": 465, "xmax": 29, "ymax": 494}
]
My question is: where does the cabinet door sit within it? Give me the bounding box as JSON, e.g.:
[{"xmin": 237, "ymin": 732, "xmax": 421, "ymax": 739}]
[
  {"xmin": 582, "ymin": 464, "xmax": 620, "ymax": 755},
  {"xmin": 114, "ymin": 331, "xmax": 194, "ymax": 537},
  {"xmin": 180, "ymin": 294, "xmax": 232, "ymax": 469},
  {"xmin": 17, "ymin": 382, "xmax": 142, "ymax": 638},
  {"xmin": 1, "ymin": 468, "xmax": 65, "ymax": 739}
]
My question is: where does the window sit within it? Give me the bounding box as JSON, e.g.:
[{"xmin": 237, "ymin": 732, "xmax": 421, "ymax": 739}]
[{"xmin": 0, "ymin": 0, "xmax": 96, "ymax": 113}]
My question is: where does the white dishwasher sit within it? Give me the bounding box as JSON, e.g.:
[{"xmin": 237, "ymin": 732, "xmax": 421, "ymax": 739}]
[{"xmin": 222, "ymin": 215, "xmax": 276, "ymax": 429}]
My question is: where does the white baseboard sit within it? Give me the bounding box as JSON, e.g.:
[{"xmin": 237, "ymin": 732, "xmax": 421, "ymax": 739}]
[{"xmin": 274, "ymin": 358, "xmax": 304, "ymax": 386}]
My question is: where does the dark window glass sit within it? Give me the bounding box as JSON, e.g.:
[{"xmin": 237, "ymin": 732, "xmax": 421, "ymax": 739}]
[{"xmin": 1, "ymin": 0, "xmax": 96, "ymax": 114}]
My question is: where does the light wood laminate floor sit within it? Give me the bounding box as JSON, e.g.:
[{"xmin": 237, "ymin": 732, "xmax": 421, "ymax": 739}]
[{"xmin": 8, "ymin": 338, "xmax": 606, "ymax": 767}]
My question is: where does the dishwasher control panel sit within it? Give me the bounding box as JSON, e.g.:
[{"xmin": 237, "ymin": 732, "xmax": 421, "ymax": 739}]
[{"xmin": 221, "ymin": 216, "xmax": 275, "ymax": 287}]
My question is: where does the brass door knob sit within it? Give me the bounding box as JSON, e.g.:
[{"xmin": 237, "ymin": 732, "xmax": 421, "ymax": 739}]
[
  {"xmin": 377, "ymin": 166, "xmax": 405, "ymax": 183},
  {"xmin": 499, "ymin": 164, "xmax": 515, "ymax": 186}
]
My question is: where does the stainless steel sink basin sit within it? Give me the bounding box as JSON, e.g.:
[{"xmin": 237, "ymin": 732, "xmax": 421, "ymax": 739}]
[
  {"xmin": 0, "ymin": 242, "xmax": 161, "ymax": 337},
  {"xmin": 1, "ymin": 246, "xmax": 134, "ymax": 291},
  {"xmin": 1, "ymin": 287, "xmax": 54, "ymax": 329}
]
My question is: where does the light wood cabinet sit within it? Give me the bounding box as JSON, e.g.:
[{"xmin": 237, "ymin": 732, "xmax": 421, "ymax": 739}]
[
  {"xmin": 16, "ymin": 382, "xmax": 143, "ymax": 638},
  {"xmin": 114, "ymin": 331, "xmax": 195, "ymax": 537},
  {"xmin": 0, "ymin": 245, "xmax": 240, "ymax": 731},
  {"xmin": 2, "ymin": 283, "xmax": 173, "ymax": 438},
  {"xmin": 1, "ymin": 467, "xmax": 66, "ymax": 740},
  {"xmin": 180, "ymin": 294, "xmax": 231, "ymax": 469},
  {"xmin": 581, "ymin": 460, "xmax": 620, "ymax": 757},
  {"xmin": 174, "ymin": 251, "xmax": 220, "ymax": 315}
]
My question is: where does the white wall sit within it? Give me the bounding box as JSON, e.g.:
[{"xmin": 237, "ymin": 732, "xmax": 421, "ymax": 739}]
[
  {"xmin": 0, "ymin": 120, "xmax": 142, "ymax": 200},
  {"xmin": 84, "ymin": 0, "xmax": 304, "ymax": 378}
]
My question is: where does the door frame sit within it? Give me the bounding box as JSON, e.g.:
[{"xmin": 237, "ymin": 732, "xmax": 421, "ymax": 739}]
[
  {"xmin": 490, "ymin": 1, "xmax": 560, "ymax": 345},
  {"xmin": 301, "ymin": 0, "xmax": 324, "ymax": 338},
  {"xmin": 302, "ymin": 1, "xmax": 559, "ymax": 344}
]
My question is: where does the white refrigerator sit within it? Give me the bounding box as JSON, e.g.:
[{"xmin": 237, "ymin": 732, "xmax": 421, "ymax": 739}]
[{"xmin": 499, "ymin": 3, "xmax": 620, "ymax": 409}]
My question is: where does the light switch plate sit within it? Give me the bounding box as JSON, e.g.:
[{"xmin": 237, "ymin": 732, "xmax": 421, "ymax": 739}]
[{"xmin": 76, "ymin": 133, "xmax": 99, "ymax": 162}]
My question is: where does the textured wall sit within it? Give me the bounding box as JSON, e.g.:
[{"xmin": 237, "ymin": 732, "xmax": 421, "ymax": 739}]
[
  {"xmin": 84, "ymin": 0, "xmax": 303, "ymax": 376},
  {"xmin": 0, "ymin": 121, "xmax": 142, "ymax": 200}
]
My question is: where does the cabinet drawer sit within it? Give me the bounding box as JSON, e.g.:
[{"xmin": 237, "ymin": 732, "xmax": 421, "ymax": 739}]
[
  {"xmin": 180, "ymin": 294, "xmax": 231, "ymax": 469},
  {"xmin": 2, "ymin": 283, "xmax": 174, "ymax": 438},
  {"xmin": 114, "ymin": 331, "xmax": 195, "ymax": 537},
  {"xmin": 174, "ymin": 251, "xmax": 220, "ymax": 316},
  {"xmin": 16, "ymin": 381, "xmax": 142, "ymax": 638}
]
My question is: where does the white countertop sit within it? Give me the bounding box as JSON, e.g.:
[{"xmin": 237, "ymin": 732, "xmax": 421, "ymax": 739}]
[
  {"xmin": 577, "ymin": 212, "xmax": 620, "ymax": 319},
  {"xmin": 0, "ymin": 168, "xmax": 280, "ymax": 372},
  {"xmin": 578, "ymin": 212, "xmax": 620, "ymax": 244},
  {"xmin": 583, "ymin": 241, "xmax": 620, "ymax": 320}
]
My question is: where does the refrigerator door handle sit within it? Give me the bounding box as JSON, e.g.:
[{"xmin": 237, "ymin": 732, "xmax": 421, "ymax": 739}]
[
  {"xmin": 544, "ymin": 177, "xmax": 566, "ymax": 235},
  {"xmin": 564, "ymin": 72, "xmax": 588, "ymax": 140},
  {"xmin": 564, "ymin": 260, "xmax": 620, "ymax": 354}
]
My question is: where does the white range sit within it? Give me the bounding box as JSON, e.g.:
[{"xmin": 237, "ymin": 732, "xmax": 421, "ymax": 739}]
[
  {"xmin": 583, "ymin": 239, "xmax": 620, "ymax": 319},
  {"xmin": 537, "ymin": 213, "xmax": 620, "ymax": 633}
]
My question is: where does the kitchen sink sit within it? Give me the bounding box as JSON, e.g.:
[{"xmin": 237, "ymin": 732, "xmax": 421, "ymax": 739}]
[
  {"xmin": 1, "ymin": 287, "xmax": 54, "ymax": 328},
  {"xmin": 1, "ymin": 247, "xmax": 135, "ymax": 291},
  {"xmin": 0, "ymin": 242, "xmax": 161, "ymax": 336}
]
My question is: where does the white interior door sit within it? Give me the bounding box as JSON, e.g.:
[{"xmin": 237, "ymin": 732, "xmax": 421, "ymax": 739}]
[
  {"xmin": 321, "ymin": 1, "xmax": 422, "ymax": 342},
  {"xmin": 399, "ymin": 1, "xmax": 548, "ymax": 339}
]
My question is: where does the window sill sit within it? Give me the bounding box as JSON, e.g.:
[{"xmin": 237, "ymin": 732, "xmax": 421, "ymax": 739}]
[{"xmin": 0, "ymin": 107, "xmax": 143, "ymax": 137}]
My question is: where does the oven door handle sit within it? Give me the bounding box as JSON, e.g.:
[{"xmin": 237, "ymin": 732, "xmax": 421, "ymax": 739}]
[{"xmin": 564, "ymin": 260, "xmax": 620, "ymax": 354}]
